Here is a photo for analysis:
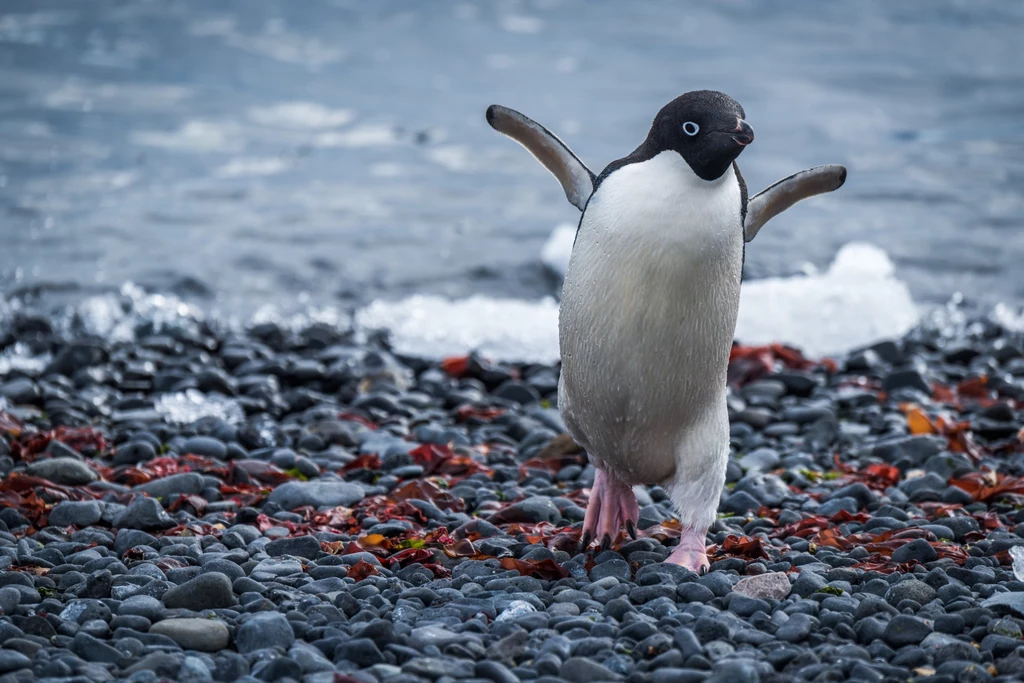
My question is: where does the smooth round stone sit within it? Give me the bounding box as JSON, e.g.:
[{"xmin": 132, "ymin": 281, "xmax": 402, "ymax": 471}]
[
  {"xmin": 181, "ymin": 436, "xmax": 228, "ymax": 459},
  {"xmin": 119, "ymin": 595, "xmax": 165, "ymax": 622},
  {"xmin": 235, "ymin": 612, "xmax": 295, "ymax": 653},
  {"xmin": 48, "ymin": 500, "xmax": 104, "ymax": 528},
  {"xmin": 162, "ymin": 573, "xmax": 236, "ymax": 610},
  {"xmin": 27, "ymin": 457, "xmax": 99, "ymax": 485},
  {"xmin": 150, "ymin": 618, "xmax": 231, "ymax": 652}
]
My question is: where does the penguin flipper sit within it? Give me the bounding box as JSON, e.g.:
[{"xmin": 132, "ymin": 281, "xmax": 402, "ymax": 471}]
[
  {"xmin": 744, "ymin": 165, "xmax": 847, "ymax": 242},
  {"xmin": 486, "ymin": 104, "xmax": 595, "ymax": 211}
]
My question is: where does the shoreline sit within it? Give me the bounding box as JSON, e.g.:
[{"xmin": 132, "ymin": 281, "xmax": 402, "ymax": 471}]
[{"xmin": 0, "ymin": 298, "xmax": 1023, "ymax": 682}]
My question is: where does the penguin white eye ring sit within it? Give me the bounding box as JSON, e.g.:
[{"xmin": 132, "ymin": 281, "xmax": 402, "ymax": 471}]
[{"xmin": 486, "ymin": 91, "xmax": 847, "ymax": 572}]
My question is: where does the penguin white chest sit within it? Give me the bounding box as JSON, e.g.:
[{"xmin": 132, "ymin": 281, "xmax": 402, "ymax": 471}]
[{"xmin": 558, "ymin": 152, "xmax": 743, "ymax": 485}]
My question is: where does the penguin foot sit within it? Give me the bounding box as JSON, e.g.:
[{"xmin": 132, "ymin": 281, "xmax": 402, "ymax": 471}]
[
  {"xmin": 665, "ymin": 527, "xmax": 710, "ymax": 574},
  {"xmin": 580, "ymin": 469, "xmax": 639, "ymax": 551}
]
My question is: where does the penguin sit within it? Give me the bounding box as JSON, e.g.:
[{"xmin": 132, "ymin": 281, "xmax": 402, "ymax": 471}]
[{"xmin": 486, "ymin": 91, "xmax": 846, "ymax": 572}]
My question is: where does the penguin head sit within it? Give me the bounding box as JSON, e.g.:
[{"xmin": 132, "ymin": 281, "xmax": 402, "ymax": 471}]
[{"xmin": 649, "ymin": 90, "xmax": 754, "ymax": 181}]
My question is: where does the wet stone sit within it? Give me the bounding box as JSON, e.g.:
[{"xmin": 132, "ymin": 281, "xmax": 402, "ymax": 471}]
[{"xmin": 162, "ymin": 573, "xmax": 236, "ymax": 610}]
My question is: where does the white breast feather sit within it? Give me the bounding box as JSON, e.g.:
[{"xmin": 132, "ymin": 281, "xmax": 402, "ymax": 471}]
[{"xmin": 558, "ymin": 151, "xmax": 743, "ymax": 529}]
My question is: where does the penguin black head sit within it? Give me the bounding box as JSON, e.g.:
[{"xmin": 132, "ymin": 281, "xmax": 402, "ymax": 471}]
[{"xmin": 647, "ymin": 90, "xmax": 753, "ymax": 182}]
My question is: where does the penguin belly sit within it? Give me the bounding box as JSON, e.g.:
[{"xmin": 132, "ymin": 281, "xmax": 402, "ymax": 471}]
[{"xmin": 558, "ymin": 152, "xmax": 743, "ymax": 522}]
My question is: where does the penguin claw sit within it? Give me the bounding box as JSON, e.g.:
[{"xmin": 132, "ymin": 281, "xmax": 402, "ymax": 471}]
[
  {"xmin": 625, "ymin": 520, "xmax": 637, "ymax": 540},
  {"xmin": 600, "ymin": 535, "xmax": 611, "ymax": 552},
  {"xmin": 578, "ymin": 530, "xmax": 592, "ymax": 552}
]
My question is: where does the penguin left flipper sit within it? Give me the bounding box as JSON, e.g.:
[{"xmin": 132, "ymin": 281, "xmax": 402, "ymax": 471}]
[
  {"xmin": 486, "ymin": 105, "xmax": 595, "ymax": 211},
  {"xmin": 744, "ymin": 164, "xmax": 847, "ymax": 242}
]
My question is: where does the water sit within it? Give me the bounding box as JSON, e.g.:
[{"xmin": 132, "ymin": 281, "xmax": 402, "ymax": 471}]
[{"xmin": 1, "ymin": 0, "xmax": 1022, "ymax": 327}]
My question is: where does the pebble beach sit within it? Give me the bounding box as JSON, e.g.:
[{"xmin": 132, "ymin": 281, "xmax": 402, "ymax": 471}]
[{"xmin": 1, "ymin": 298, "xmax": 1023, "ymax": 683}]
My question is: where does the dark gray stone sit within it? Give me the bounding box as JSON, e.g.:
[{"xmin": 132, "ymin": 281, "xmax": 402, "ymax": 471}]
[
  {"xmin": 236, "ymin": 612, "xmax": 295, "ymax": 653},
  {"xmin": 883, "ymin": 615, "xmax": 932, "ymax": 647},
  {"xmin": 48, "ymin": 500, "xmax": 103, "ymax": 527},
  {"xmin": 891, "ymin": 539, "xmax": 938, "ymax": 564},
  {"xmin": 27, "ymin": 457, "xmax": 98, "ymax": 485},
  {"xmin": 266, "ymin": 480, "xmax": 364, "ymax": 510},
  {"xmin": 162, "ymin": 573, "xmax": 236, "ymax": 610},
  {"xmin": 265, "ymin": 536, "xmax": 321, "ymax": 560},
  {"xmin": 113, "ymin": 496, "xmax": 174, "ymax": 530}
]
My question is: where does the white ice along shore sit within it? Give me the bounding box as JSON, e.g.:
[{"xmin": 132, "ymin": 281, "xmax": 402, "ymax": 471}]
[{"xmin": 356, "ymin": 226, "xmax": 921, "ymax": 363}]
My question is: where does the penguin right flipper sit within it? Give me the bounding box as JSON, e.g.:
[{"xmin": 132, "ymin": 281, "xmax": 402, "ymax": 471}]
[
  {"xmin": 744, "ymin": 165, "xmax": 847, "ymax": 242},
  {"xmin": 486, "ymin": 105, "xmax": 595, "ymax": 211}
]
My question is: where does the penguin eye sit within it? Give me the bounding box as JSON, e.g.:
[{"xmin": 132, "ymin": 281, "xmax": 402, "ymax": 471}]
[{"xmin": 682, "ymin": 121, "xmax": 700, "ymax": 136}]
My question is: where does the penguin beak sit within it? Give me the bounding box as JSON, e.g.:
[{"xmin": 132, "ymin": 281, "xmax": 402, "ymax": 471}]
[{"xmin": 731, "ymin": 119, "xmax": 754, "ymax": 146}]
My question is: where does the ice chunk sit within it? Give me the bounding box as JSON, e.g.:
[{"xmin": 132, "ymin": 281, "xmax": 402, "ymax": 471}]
[
  {"xmin": 356, "ymin": 295, "xmax": 560, "ymax": 364},
  {"xmin": 154, "ymin": 389, "xmax": 244, "ymax": 426},
  {"xmin": 735, "ymin": 242, "xmax": 919, "ymax": 357},
  {"xmin": 1011, "ymin": 545, "xmax": 1024, "ymax": 582}
]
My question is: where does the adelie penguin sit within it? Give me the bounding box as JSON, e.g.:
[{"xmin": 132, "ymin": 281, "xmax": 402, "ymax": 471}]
[{"xmin": 486, "ymin": 90, "xmax": 847, "ymax": 572}]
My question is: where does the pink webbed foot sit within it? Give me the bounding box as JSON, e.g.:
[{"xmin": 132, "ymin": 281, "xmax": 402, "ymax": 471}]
[
  {"xmin": 665, "ymin": 526, "xmax": 710, "ymax": 574},
  {"xmin": 580, "ymin": 469, "xmax": 639, "ymax": 551}
]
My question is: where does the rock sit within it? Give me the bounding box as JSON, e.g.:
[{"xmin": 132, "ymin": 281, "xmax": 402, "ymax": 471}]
[
  {"xmin": 733, "ymin": 474, "xmax": 790, "ymax": 507},
  {"xmin": 720, "ymin": 491, "xmax": 761, "ymax": 515},
  {"xmin": 883, "ymin": 369, "xmax": 931, "ymax": 394},
  {"xmin": 488, "ymin": 496, "xmax": 560, "ymax": 524},
  {"xmin": 776, "ymin": 613, "xmax": 817, "ymax": 642},
  {"xmin": 266, "ymin": 480, "xmax": 364, "ymax": 510},
  {"xmin": 886, "ymin": 579, "xmax": 937, "ymax": 607},
  {"xmin": 561, "ymin": 657, "xmax": 623, "ymax": 682},
  {"xmin": 792, "ymin": 571, "xmax": 827, "ymax": 598},
  {"xmin": 884, "ymin": 615, "xmax": 933, "ymax": 647},
  {"xmin": 113, "ymin": 496, "xmax": 174, "ymax": 530},
  {"xmin": 150, "ymin": 618, "xmax": 231, "ymax": 652},
  {"xmin": 27, "ymin": 457, "xmax": 98, "ymax": 485},
  {"xmin": 133, "ymin": 473, "xmax": 205, "ymax": 499},
  {"xmin": 0, "ymin": 650, "xmax": 31, "ymax": 674},
  {"xmin": 48, "ymin": 500, "xmax": 103, "ymax": 527},
  {"xmin": 476, "ymin": 660, "xmax": 519, "ymax": 683},
  {"xmin": 0, "ymin": 587, "xmax": 20, "ymax": 615},
  {"xmin": 590, "ymin": 559, "xmax": 632, "ymax": 582},
  {"xmin": 0, "ymin": 378, "xmax": 38, "ymax": 404},
  {"xmin": 162, "ymin": 573, "xmax": 236, "ymax": 610},
  {"xmin": 733, "ymin": 572, "xmax": 791, "ymax": 601},
  {"xmin": 113, "ymin": 441, "xmax": 158, "ymax": 466},
  {"xmin": 891, "ymin": 538, "xmax": 938, "ymax": 564},
  {"xmin": 817, "ymin": 496, "xmax": 858, "ymax": 517},
  {"xmin": 181, "ymin": 436, "xmax": 228, "ymax": 459},
  {"xmin": 265, "ymin": 536, "xmax": 321, "ymax": 560},
  {"xmin": 73, "ymin": 631, "xmax": 123, "ymax": 663},
  {"xmin": 738, "ymin": 448, "xmax": 780, "ymax": 473},
  {"xmin": 982, "ymin": 592, "xmax": 1024, "ymax": 616},
  {"xmin": 711, "ymin": 660, "xmax": 761, "ymax": 683},
  {"xmin": 494, "ymin": 380, "xmax": 541, "ymax": 405},
  {"xmin": 236, "ymin": 612, "xmax": 295, "ymax": 653}
]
